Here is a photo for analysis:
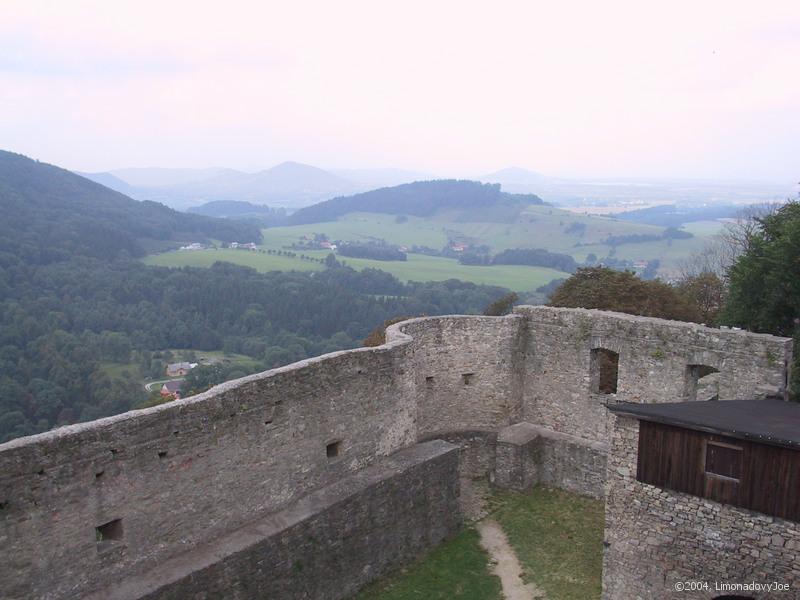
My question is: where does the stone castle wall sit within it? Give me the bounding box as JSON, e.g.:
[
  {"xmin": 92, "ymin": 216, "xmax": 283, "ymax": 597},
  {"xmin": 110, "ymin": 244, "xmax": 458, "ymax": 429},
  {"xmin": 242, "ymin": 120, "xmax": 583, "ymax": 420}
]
[
  {"xmin": 516, "ymin": 306, "xmax": 790, "ymax": 443},
  {"xmin": 89, "ymin": 440, "xmax": 461, "ymax": 600},
  {"xmin": 603, "ymin": 415, "xmax": 800, "ymax": 600},
  {"xmin": 0, "ymin": 307, "xmax": 792, "ymax": 599}
]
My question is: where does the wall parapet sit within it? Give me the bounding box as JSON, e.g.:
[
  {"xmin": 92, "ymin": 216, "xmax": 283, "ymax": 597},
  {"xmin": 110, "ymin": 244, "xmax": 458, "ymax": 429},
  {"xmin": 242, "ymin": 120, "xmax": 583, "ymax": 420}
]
[{"xmin": 0, "ymin": 307, "xmax": 792, "ymax": 600}]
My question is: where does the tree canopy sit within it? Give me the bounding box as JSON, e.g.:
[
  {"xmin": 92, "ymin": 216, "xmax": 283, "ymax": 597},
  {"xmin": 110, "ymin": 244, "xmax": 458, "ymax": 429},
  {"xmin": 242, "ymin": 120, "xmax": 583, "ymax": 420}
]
[
  {"xmin": 722, "ymin": 201, "xmax": 800, "ymax": 336},
  {"xmin": 548, "ymin": 267, "xmax": 701, "ymax": 322},
  {"xmin": 721, "ymin": 201, "xmax": 800, "ymax": 397}
]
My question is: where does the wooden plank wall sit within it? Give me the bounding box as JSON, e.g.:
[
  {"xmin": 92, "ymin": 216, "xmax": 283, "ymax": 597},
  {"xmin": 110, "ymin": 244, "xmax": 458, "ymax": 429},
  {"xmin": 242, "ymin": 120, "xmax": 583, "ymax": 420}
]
[{"xmin": 636, "ymin": 420, "xmax": 800, "ymax": 522}]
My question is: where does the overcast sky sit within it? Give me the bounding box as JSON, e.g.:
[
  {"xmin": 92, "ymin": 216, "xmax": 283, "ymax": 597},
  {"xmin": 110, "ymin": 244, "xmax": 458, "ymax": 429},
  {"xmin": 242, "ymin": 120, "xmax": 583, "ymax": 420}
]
[{"xmin": 1, "ymin": 0, "xmax": 799, "ymax": 182}]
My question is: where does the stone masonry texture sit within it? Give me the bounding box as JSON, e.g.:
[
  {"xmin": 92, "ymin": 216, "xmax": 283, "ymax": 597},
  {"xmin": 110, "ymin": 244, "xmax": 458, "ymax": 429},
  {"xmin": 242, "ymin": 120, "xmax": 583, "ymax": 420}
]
[
  {"xmin": 603, "ymin": 415, "xmax": 800, "ymax": 599},
  {"xmin": 0, "ymin": 307, "xmax": 792, "ymax": 599},
  {"xmin": 89, "ymin": 440, "xmax": 461, "ymax": 600}
]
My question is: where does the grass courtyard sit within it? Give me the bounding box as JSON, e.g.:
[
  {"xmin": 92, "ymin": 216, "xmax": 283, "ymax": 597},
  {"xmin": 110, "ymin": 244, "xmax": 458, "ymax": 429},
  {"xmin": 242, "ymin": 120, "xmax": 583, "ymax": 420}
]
[{"xmin": 356, "ymin": 486, "xmax": 604, "ymax": 600}]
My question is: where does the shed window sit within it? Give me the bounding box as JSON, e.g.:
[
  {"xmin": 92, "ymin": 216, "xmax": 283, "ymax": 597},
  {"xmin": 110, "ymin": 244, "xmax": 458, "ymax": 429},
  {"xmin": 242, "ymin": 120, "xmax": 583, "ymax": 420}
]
[
  {"xmin": 705, "ymin": 441, "xmax": 742, "ymax": 480},
  {"xmin": 591, "ymin": 348, "xmax": 619, "ymax": 394}
]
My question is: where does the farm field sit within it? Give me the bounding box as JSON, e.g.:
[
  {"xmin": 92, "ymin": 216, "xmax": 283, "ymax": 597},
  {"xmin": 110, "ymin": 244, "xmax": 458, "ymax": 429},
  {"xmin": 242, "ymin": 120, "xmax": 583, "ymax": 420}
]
[
  {"xmin": 145, "ymin": 245, "xmax": 568, "ymax": 291},
  {"xmin": 144, "ymin": 248, "xmax": 324, "ymax": 273},
  {"xmin": 144, "ymin": 204, "xmax": 724, "ymax": 287},
  {"xmin": 260, "ymin": 208, "xmax": 718, "ymax": 273}
]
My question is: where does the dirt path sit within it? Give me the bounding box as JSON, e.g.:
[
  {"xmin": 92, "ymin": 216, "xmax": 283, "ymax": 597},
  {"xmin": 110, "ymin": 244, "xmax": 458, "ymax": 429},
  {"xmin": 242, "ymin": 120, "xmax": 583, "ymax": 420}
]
[{"xmin": 477, "ymin": 519, "xmax": 546, "ymax": 600}]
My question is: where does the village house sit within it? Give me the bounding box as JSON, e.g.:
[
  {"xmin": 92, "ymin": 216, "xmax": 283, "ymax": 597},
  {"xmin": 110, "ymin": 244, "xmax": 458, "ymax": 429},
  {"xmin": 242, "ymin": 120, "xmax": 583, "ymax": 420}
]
[
  {"xmin": 159, "ymin": 380, "xmax": 183, "ymax": 399},
  {"xmin": 165, "ymin": 362, "xmax": 196, "ymax": 377}
]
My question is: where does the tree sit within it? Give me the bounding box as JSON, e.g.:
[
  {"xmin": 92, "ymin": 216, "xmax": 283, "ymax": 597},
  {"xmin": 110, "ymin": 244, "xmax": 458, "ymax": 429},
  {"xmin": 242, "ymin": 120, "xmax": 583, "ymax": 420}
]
[
  {"xmin": 721, "ymin": 200, "xmax": 800, "ymax": 397},
  {"xmin": 483, "ymin": 292, "xmax": 519, "ymax": 316},
  {"xmin": 548, "ymin": 267, "xmax": 701, "ymax": 322},
  {"xmin": 324, "ymin": 253, "xmax": 339, "ymax": 268},
  {"xmin": 676, "ymin": 272, "xmax": 725, "ymax": 325}
]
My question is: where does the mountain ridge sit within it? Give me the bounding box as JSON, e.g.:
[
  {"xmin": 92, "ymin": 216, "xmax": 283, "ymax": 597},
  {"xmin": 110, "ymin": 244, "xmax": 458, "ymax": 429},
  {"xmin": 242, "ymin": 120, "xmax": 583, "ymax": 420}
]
[{"xmin": 0, "ymin": 150, "xmax": 261, "ymax": 262}]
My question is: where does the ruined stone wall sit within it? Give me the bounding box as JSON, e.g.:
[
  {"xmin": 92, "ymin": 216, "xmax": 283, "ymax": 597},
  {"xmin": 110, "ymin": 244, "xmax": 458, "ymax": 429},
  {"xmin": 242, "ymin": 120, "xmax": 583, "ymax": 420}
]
[
  {"xmin": 394, "ymin": 315, "xmax": 525, "ymax": 438},
  {"xmin": 0, "ymin": 342, "xmax": 419, "ymax": 600},
  {"xmin": 89, "ymin": 440, "xmax": 461, "ymax": 600},
  {"xmin": 517, "ymin": 306, "xmax": 791, "ymax": 445},
  {"xmin": 0, "ymin": 313, "xmax": 524, "ymax": 600},
  {"xmin": 0, "ymin": 308, "xmax": 792, "ymax": 600},
  {"xmin": 603, "ymin": 415, "xmax": 800, "ymax": 600}
]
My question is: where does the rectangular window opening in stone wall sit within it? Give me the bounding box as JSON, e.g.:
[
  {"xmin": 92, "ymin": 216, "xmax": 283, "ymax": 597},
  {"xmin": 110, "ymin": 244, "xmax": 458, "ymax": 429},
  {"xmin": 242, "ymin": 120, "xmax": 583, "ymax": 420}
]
[
  {"xmin": 590, "ymin": 348, "xmax": 619, "ymax": 394},
  {"xmin": 461, "ymin": 372, "xmax": 475, "ymax": 385},
  {"xmin": 685, "ymin": 364, "xmax": 720, "ymax": 401},
  {"xmin": 96, "ymin": 518, "xmax": 124, "ymax": 552},
  {"xmin": 326, "ymin": 440, "xmax": 342, "ymax": 459}
]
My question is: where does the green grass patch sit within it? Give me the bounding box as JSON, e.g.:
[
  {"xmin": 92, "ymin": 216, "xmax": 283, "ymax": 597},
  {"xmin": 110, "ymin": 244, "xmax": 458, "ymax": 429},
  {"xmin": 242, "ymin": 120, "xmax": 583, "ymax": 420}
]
[
  {"xmin": 143, "ymin": 248, "xmax": 323, "ymax": 273},
  {"xmin": 680, "ymin": 219, "xmax": 726, "ymax": 236},
  {"xmin": 167, "ymin": 349, "xmax": 262, "ymax": 370},
  {"xmin": 489, "ymin": 486, "xmax": 604, "ymax": 600},
  {"xmin": 144, "ymin": 207, "xmax": 719, "ymax": 284},
  {"xmin": 144, "ymin": 246, "xmax": 567, "ymax": 292},
  {"xmin": 97, "ymin": 362, "xmax": 142, "ymax": 380},
  {"xmin": 355, "ymin": 527, "xmax": 502, "ymax": 600}
]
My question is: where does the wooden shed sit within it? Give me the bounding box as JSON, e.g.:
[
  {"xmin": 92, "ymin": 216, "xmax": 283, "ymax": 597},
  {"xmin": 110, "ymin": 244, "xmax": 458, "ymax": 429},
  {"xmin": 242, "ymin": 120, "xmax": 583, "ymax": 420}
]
[{"xmin": 608, "ymin": 399, "xmax": 800, "ymax": 522}]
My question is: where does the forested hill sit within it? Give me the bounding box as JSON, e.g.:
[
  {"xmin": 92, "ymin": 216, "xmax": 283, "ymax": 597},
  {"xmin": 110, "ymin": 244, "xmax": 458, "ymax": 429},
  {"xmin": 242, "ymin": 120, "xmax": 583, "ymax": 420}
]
[
  {"xmin": 0, "ymin": 150, "xmax": 261, "ymax": 262},
  {"xmin": 0, "ymin": 151, "xmax": 513, "ymax": 443},
  {"xmin": 288, "ymin": 180, "xmax": 545, "ymax": 225}
]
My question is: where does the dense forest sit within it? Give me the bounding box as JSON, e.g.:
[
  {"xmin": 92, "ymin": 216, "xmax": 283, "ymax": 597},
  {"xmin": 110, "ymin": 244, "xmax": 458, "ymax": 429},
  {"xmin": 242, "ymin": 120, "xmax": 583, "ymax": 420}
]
[
  {"xmin": 287, "ymin": 180, "xmax": 545, "ymax": 225},
  {"xmin": 0, "ymin": 152, "xmax": 512, "ymax": 442}
]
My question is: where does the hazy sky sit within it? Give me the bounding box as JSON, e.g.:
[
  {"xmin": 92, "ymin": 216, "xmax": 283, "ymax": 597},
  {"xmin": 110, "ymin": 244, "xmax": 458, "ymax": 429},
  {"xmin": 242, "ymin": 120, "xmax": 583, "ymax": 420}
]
[{"xmin": 1, "ymin": 0, "xmax": 799, "ymax": 181}]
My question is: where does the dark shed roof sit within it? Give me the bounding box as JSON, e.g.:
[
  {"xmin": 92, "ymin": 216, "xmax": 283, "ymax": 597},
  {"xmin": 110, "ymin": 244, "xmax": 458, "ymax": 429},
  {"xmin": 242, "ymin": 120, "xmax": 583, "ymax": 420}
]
[{"xmin": 607, "ymin": 399, "xmax": 800, "ymax": 450}]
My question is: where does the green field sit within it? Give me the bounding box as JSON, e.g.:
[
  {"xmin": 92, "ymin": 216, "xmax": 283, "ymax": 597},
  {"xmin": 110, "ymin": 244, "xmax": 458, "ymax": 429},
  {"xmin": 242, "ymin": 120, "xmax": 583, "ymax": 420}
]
[
  {"xmin": 144, "ymin": 244, "xmax": 568, "ymax": 292},
  {"xmin": 144, "ymin": 248, "xmax": 323, "ymax": 273},
  {"xmin": 261, "ymin": 208, "xmax": 668, "ymax": 254},
  {"xmin": 258, "ymin": 209, "xmax": 718, "ymax": 273},
  {"xmin": 144, "ymin": 206, "xmax": 723, "ymax": 286}
]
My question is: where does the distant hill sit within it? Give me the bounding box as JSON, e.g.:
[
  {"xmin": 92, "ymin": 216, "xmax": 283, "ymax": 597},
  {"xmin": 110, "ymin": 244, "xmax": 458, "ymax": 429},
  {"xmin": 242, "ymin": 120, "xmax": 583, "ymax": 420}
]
[
  {"xmin": 288, "ymin": 180, "xmax": 546, "ymax": 225},
  {"xmin": 101, "ymin": 161, "xmax": 360, "ymax": 210},
  {"xmin": 110, "ymin": 166, "xmax": 240, "ymax": 188},
  {"xmin": 0, "ymin": 150, "xmax": 261, "ymax": 262},
  {"xmin": 188, "ymin": 200, "xmax": 288, "ymax": 226},
  {"xmin": 77, "ymin": 171, "xmax": 138, "ymax": 195},
  {"xmin": 481, "ymin": 166, "xmax": 548, "ymax": 186}
]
